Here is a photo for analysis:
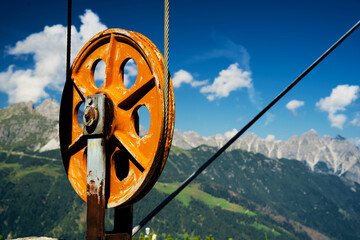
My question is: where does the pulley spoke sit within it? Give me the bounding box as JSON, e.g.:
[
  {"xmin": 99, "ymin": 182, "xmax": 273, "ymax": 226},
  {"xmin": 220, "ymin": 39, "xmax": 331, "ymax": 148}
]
[
  {"xmin": 72, "ymin": 81, "xmax": 86, "ymax": 102},
  {"xmin": 117, "ymin": 76, "xmax": 155, "ymax": 110},
  {"xmin": 66, "ymin": 133, "xmax": 87, "ymax": 156},
  {"xmin": 104, "ymin": 34, "xmax": 121, "ymax": 89},
  {"xmin": 72, "ymin": 76, "xmax": 96, "ymax": 98},
  {"xmin": 112, "ymin": 130, "xmax": 146, "ymax": 172}
]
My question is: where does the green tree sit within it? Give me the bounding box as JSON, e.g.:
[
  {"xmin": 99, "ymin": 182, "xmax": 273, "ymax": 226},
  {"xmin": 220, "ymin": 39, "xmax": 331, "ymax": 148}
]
[
  {"xmin": 139, "ymin": 233, "xmax": 144, "ymax": 240},
  {"xmin": 184, "ymin": 234, "xmax": 190, "ymax": 240},
  {"xmin": 165, "ymin": 234, "xmax": 174, "ymax": 240},
  {"xmin": 206, "ymin": 234, "xmax": 214, "ymax": 240}
]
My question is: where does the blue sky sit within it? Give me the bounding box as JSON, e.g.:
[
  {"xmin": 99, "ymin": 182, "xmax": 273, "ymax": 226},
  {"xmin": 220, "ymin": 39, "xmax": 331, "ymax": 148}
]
[{"xmin": 0, "ymin": 0, "xmax": 359, "ymax": 145}]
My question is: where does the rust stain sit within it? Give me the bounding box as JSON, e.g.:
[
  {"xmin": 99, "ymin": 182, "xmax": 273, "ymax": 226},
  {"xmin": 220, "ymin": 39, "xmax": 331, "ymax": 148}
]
[{"xmin": 88, "ymin": 180, "xmax": 97, "ymax": 195}]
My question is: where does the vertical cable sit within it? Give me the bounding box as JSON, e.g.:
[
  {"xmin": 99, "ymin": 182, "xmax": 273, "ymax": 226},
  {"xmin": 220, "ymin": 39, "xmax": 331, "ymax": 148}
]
[
  {"xmin": 163, "ymin": 0, "xmax": 170, "ymax": 143},
  {"xmin": 66, "ymin": 0, "xmax": 72, "ymax": 83},
  {"xmin": 132, "ymin": 1, "xmax": 170, "ymax": 235}
]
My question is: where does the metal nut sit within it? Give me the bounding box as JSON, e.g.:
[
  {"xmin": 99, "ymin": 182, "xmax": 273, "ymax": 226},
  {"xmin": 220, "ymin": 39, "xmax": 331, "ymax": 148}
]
[{"xmin": 83, "ymin": 106, "xmax": 98, "ymax": 127}]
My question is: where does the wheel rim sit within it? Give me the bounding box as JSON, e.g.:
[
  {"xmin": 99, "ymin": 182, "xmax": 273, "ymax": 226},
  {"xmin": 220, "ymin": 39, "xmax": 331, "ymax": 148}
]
[{"xmin": 59, "ymin": 29, "xmax": 175, "ymax": 208}]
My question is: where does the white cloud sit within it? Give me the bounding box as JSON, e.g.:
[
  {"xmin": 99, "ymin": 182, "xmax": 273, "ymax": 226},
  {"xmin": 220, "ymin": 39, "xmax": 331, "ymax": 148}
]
[
  {"xmin": 316, "ymin": 85, "xmax": 359, "ymax": 113},
  {"xmin": 316, "ymin": 84, "xmax": 359, "ymax": 129},
  {"xmin": 200, "ymin": 63, "xmax": 252, "ymax": 101},
  {"xmin": 350, "ymin": 112, "xmax": 360, "ymax": 127},
  {"xmin": 172, "ymin": 69, "xmax": 207, "ymax": 88},
  {"xmin": 0, "ymin": 66, "xmax": 49, "ymax": 103},
  {"xmin": 0, "ymin": 10, "xmax": 107, "ymax": 104},
  {"xmin": 224, "ymin": 128, "xmax": 238, "ymax": 138},
  {"xmin": 286, "ymin": 100, "xmax": 304, "ymax": 115},
  {"xmin": 329, "ymin": 113, "xmax": 347, "ymax": 129},
  {"xmin": 78, "ymin": 10, "xmax": 107, "ymax": 43},
  {"xmin": 265, "ymin": 134, "xmax": 275, "ymax": 142}
]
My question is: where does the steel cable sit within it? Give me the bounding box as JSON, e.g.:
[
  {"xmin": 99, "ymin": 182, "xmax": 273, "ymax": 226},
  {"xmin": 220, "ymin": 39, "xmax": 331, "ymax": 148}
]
[
  {"xmin": 132, "ymin": 1, "xmax": 170, "ymax": 235},
  {"xmin": 66, "ymin": 0, "xmax": 72, "ymax": 84},
  {"xmin": 163, "ymin": 0, "xmax": 170, "ymax": 152},
  {"xmin": 132, "ymin": 19, "xmax": 360, "ymax": 236}
]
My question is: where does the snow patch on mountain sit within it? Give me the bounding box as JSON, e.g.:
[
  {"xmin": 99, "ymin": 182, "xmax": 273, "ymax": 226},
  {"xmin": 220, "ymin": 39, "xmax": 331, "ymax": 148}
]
[{"xmin": 40, "ymin": 138, "xmax": 60, "ymax": 152}]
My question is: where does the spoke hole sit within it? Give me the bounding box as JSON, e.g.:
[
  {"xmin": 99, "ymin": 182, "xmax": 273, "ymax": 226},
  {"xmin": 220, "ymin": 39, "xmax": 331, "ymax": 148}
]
[
  {"xmin": 113, "ymin": 150, "xmax": 130, "ymax": 181},
  {"xmin": 94, "ymin": 59, "xmax": 106, "ymax": 88},
  {"xmin": 76, "ymin": 102, "xmax": 85, "ymax": 129},
  {"xmin": 136, "ymin": 105, "xmax": 150, "ymax": 138},
  {"xmin": 122, "ymin": 59, "xmax": 138, "ymax": 89}
]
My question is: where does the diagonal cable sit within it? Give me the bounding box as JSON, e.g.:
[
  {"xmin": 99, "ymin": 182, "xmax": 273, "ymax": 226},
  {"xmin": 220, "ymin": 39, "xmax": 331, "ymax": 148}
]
[{"xmin": 132, "ymin": 19, "xmax": 360, "ymax": 236}]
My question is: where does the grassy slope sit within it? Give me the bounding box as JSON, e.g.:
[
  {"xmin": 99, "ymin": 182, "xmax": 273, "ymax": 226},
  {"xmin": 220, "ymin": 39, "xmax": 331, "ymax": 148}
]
[
  {"xmin": 155, "ymin": 182, "xmax": 256, "ymax": 216},
  {"xmin": 0, "ymin": 149, "xmax": 307, "ymax": 240},
  {"xmin": 2, "ymin": 141, "xmax": 360, "ymax": 239}
]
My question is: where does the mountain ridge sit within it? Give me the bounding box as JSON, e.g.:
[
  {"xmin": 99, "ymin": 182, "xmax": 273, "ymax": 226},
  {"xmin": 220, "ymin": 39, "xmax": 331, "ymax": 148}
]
[
  {"xmin": 0, "ymin": 100, "xmax": 58, "ymax": 152},
  {"xmin": 2, "ymin": 100, "xmax": 360, "ymax": 239},
  {"xmin": 1, "ymin": 99, "xmax": 359, "ymax": 184},
  {"xmin": 173, "ymin": 129, "xmax": 360, "ymax": 183},
  {"xmin": 3, "ymin": 144, "xmax": 360, "ymax": 239}
]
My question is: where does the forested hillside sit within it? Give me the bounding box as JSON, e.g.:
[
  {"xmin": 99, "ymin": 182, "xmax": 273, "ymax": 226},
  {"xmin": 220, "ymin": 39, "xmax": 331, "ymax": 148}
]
[{"xmin": 2, "ymin": 145, "xmax": 360, "ymax": 239}]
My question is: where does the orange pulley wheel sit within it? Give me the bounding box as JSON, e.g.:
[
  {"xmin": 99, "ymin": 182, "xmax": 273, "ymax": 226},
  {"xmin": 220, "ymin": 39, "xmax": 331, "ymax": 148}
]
[{"xmin": 59, "ymin": 29, "xmax": 175, "ymax": 208}]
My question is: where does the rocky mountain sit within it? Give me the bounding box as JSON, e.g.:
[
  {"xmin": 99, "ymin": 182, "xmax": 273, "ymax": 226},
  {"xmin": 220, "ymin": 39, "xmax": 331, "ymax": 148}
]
[
  {"xmin": 1, "ymin": 99, "xmax": 359, "ymax": 183},
  {"xmin": 2, "ymin": 144, "xmax": 360, "ymax": 239},
  {"xmin": 164, "ymin": 146, "xmax": 360, "ymax": 240},
  {"xmin": 35, "ymin": 99, "xmax": 60, "ymax": 122},
  {"xmin": 0, "ymin": 100, "xmax": 59, "ymax": 152},
  {"xmin": 173, "ymin": 129, "xmax": 360, "ymax": 183},
  {"xmin": 2, "ymin": 100, "xmax": 360, "ymax": 239}
]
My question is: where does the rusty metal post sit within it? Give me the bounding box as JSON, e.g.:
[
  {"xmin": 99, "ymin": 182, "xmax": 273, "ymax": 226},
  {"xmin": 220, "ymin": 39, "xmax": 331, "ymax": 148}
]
[
  {"xmin": 84, "ymin": 94, "xmax": 107, "ymax": 240},
  {"xmin": 83, "ymin": 94, "xmax": 132, "ymax": 240},
  {"xmin": 86, "ymin": 138, "xmax": 106, "ymax": 239}
]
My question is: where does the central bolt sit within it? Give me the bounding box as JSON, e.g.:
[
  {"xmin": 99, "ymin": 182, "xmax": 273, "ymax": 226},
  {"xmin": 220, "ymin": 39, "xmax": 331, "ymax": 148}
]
[{"xmin": 83, "ymin": 105, "xmax": 98, "ymax": 127}]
